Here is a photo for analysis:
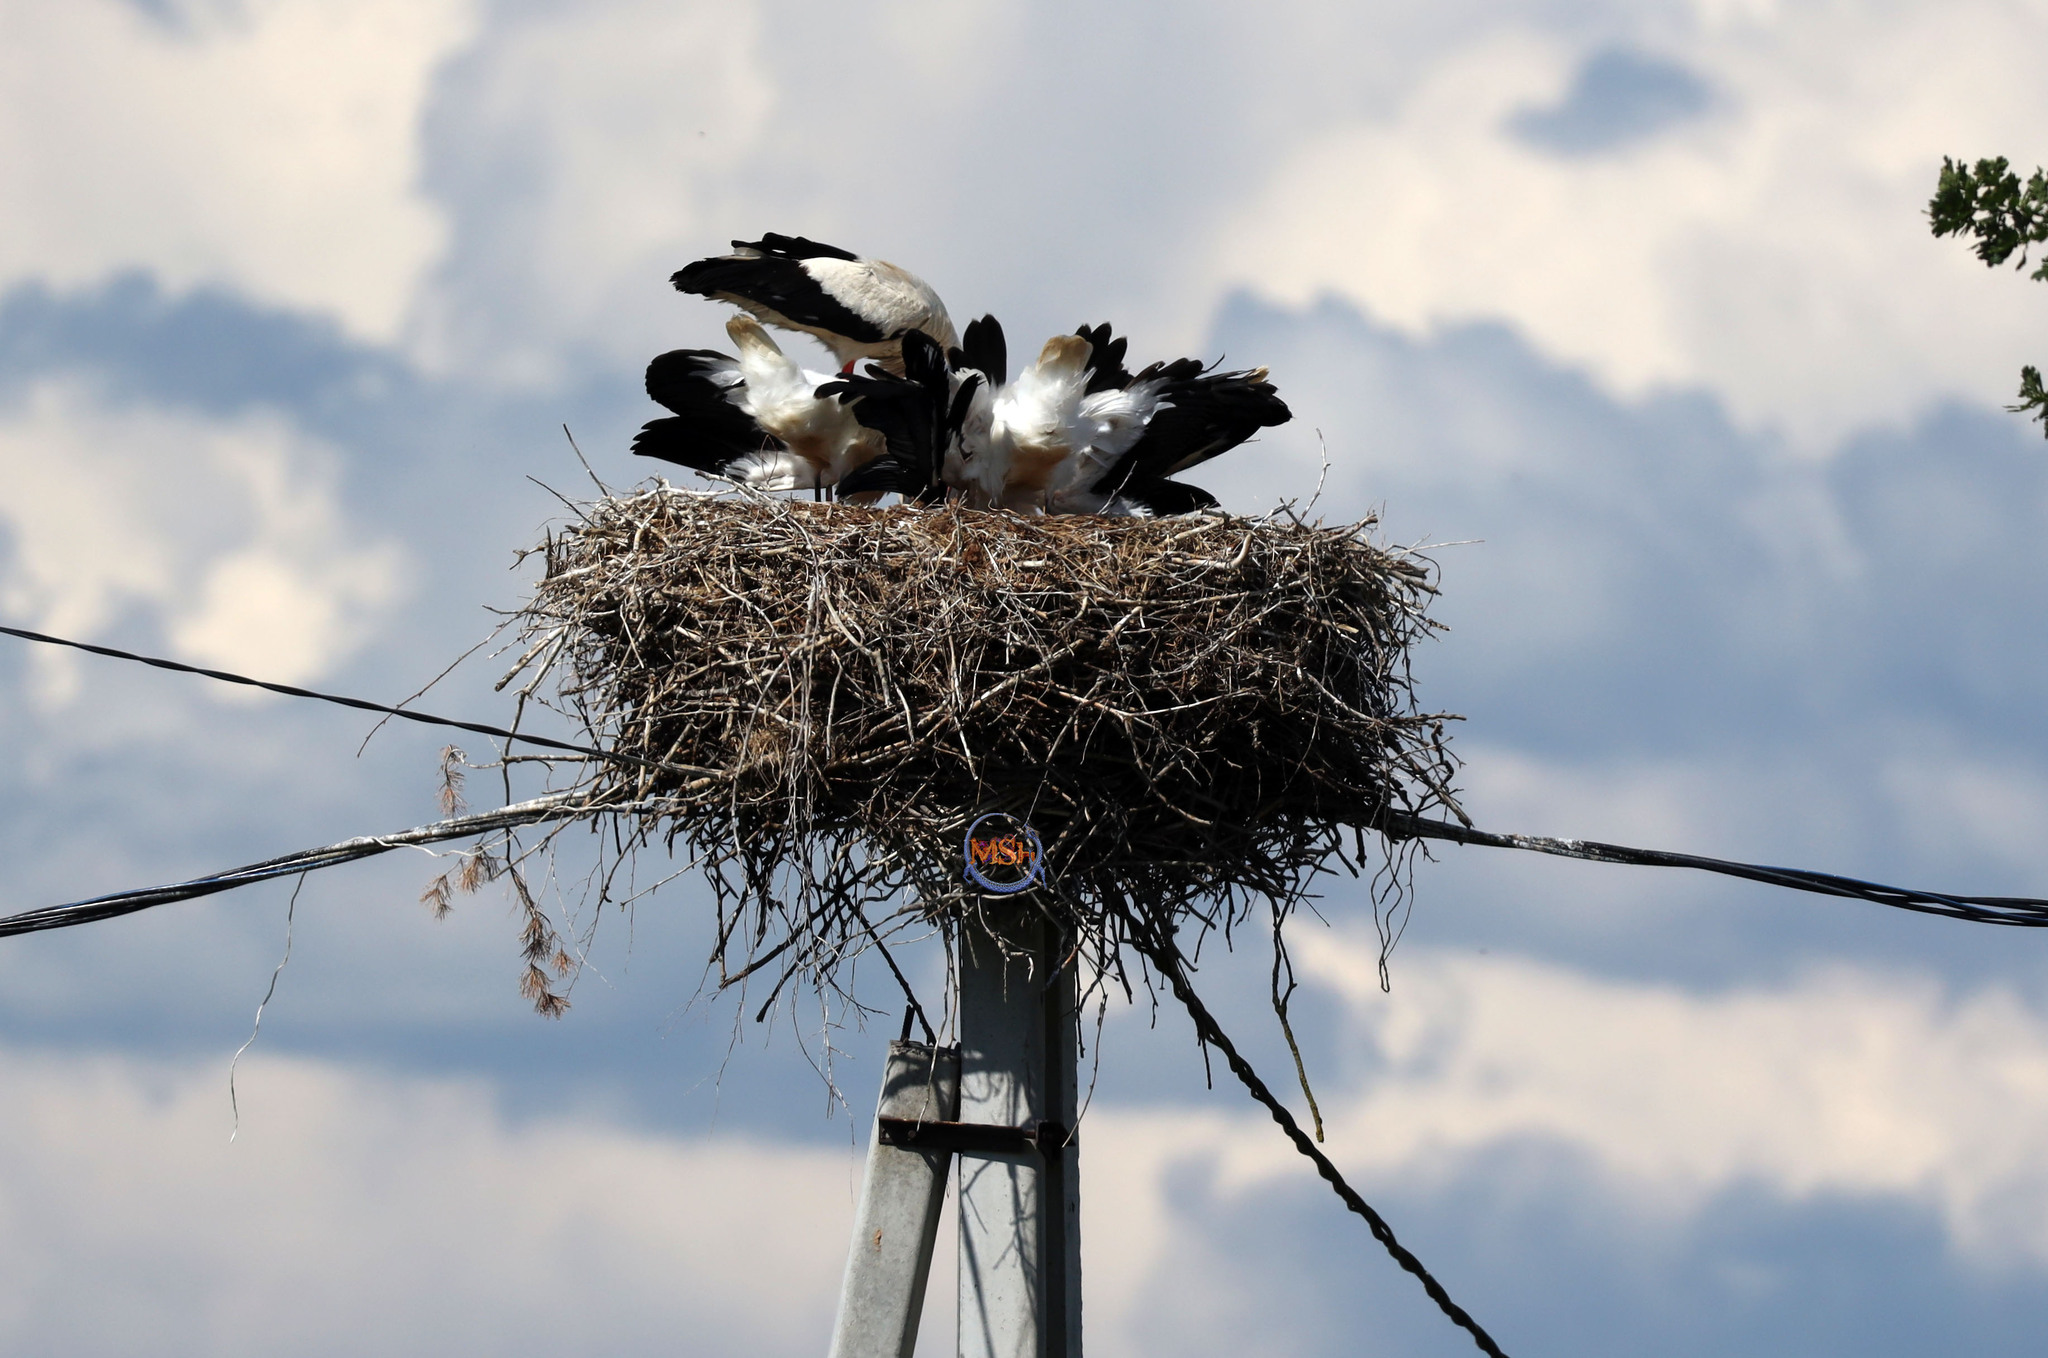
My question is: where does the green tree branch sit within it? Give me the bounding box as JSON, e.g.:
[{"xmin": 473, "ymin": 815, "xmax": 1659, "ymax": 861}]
[{"xmin": 1929, "ymin": 155, "xmax": 2048, "ymax": 437}]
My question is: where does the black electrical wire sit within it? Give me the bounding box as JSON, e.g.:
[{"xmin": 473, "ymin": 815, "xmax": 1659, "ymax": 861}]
[
  {"xmin": 5, "ymin": 621, "xmax": 2047, "ymax": 935},
  {"xmin": 0, "ymin": 623, "xmax": 713, "ymax": 782},
  {"xmin": 0, "ymin": 794, "xmax": 620, "ymax": 939},
  {"xmin": 1126, "ymin": 915, "xmax": 1510, "ymax": 1356},
  {"xmin": 1378, "ymin": 812, "xmax": 2048, "ymax": 927}
]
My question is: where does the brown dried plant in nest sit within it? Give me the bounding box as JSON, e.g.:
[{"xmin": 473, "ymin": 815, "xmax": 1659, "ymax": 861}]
[{"xmin": 493, "ymin": 484, "xmax": 1464, "ymax": 1023}]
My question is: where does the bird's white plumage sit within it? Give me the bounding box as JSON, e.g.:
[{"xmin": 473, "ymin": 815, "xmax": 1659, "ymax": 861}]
[
  {"xmin": 962, "ymin": 334, "xmax": 1097, "ymax": 510},
  {"xmin": 1044, "ymin": 375, "xmax": 1180, "ymax": 513},
  {"xmin": 725, "ymin": 315, "xmax": 881, "ymax": 489},
  {"xmin": 799, "ymin": 256, "xmax": 958, "ymax": 362},
  {"xmin": 942, "ymin": 371, "xmax": 995, "ymax": 497},
  {"xmin": 707, "ymin": 244, "xmax": 956, "ymax": 374},
  {"xmin": 949, "ymin": 336, "xmax": 1185, "ymax": 513}
]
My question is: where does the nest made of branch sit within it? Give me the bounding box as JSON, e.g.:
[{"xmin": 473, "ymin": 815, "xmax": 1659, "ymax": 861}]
[{"xmin": 502, "ymin": 486, "xmax": 1461, "ymax": 1010}]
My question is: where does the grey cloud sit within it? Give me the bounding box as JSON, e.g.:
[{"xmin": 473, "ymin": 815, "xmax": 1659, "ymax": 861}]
[
  {"xmin": 1107, "ymin": 1140, "xmax": 2048, "ymax": 1358},
  {"xmin": 1204, "ymin": 294, "xmax": 2048, "ymax": 756},
  {"xmin": 1195, "ymin": 294, "xmax": 2048, "ymax": 992},
  {"xmin": 1509, "ymin": 47, "xmax": 1717, "ymax": 156}
]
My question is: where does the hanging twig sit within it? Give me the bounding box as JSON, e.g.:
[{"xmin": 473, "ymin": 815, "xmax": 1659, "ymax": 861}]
[{"xmin": 1270, "ymin": 903, "xmax": 1325, "ymax": 1142}]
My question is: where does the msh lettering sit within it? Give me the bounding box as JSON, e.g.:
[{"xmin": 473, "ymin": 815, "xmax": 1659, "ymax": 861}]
[
  {"xmin": 970, "ymin": 835, "xmax": 1035, "ymax": 868},
  {"xmin": 962, "ymin": 813, "xmax": 1046, "ymax": 894}
]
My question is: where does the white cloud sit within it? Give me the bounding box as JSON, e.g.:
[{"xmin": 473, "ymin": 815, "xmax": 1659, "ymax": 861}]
[
  {"xmin": 0, "ymin": 379, "xmax": 401, "ymax": 693},
  {"xmin": 411, "ymin": 0, "xmax": 781, "ymax": 382},
  {"xmin": 1877, "ymin": 746, "xmax": 2048, "ymax": 883},
  {"xmin": 0, "ymin": 0, "xmax": 478, "ymax": 342},
  {"xmin": 1153, "ymin": 936, "xmax": 2048, "ymax": 1272},
  {"xmin": 8, "ymin": 943, "xmax": 2048, "ymax": 1357},
  {"xmin": 0, "ymin": 1043, "xmax": 852, "ymax": 1357},
  {"xmin": 1210, "ymin": 6, "xmax": 2048, "ymax": 449}
]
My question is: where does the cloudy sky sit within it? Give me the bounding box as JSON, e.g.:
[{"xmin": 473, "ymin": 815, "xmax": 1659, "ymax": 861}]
[{"xmin": 2, "ymin": 0, "xmax": 2046, "ymax": 1353}]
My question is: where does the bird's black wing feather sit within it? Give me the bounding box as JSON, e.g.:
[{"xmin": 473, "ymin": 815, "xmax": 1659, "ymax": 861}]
[
  {"xmin": 947, "ymin": 372, "xmax": 984, "ymax": 435},
  {"xmin": 1128, "ymin": 356, "xmax": 1206, "ymax": 387},
  {"xmin": 1075, "ymin": 323, "xmax": 1133, "ymax": 393},
  {"xmin": 735, "ymin": 233, "xmax": 860, "ymax": 262},
  {"xmin": 1113, "ymin": 478, "xmax": 1220, "ymax": 516},
  {"xmin": 631, "ymin": 416, "xmax": 782, "ymax": 475},
  {"xmin": 671, "ymin": 252, "xmax": 888, "ymax": 344},
  {"xmin": 825, "ymin": 332, "xmax": 956, "ymax": 502},
  {"xmin": 954, "ymin": 314, "xmax": 1007, "ymax": 385},
  {"xmin": 644, "ymin": 348, "xmax": 736, "ymax": 412},
  {"xmin": 1091, "ymin": 367, "xmax": 1292, "ymax": 492},
  {"xmin": 633, "ymin": 348, "xmax": 779, "ymax": 474}
]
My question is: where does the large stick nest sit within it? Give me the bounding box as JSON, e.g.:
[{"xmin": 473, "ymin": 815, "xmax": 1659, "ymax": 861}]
[{"xmin": 501, "ymin": 486, "xmax": 1462, "ymax": 1014}]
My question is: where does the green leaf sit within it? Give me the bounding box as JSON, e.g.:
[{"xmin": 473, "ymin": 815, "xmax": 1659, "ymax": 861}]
[
  {"xmin": 1928, "ymin": 155, "xmax": 2048, "ymax": 273},
  {"xmin": 2009, "ymin": 365, "xmax": 2048, "ymax": 438}
]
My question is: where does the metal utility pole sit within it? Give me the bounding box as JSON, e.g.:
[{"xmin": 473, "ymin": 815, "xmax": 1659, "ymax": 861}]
[
  {"xmin": 826, "ymin": 903, "xmax": 1082, "ymax": 1358},
  {"xmin": 956, "ymin": 907, "xmax": 1081, "ymax": 1358}
]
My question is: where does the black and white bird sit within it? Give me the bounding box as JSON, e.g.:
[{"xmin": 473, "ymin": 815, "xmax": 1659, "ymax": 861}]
[
  {"xmin": 825, "ymin": 330, "xmax": 964, "ymax": 504},
  {"xmin": 950, "ymin": 319, "xmax": 1282, "ymax": 515},
  {"xmin": 1037, "ymin": 326, "xmax": 1207, "ymax": 514},
  {"xmin": 672, "ymin": 234, "xmax": 957, "ymax": 375},
  {"xmin": 827, "ymin": 318, "xmax": 1272, "ymax": 517},
  {"xmin": 632, "ymin": 314, "xmax": 883, "ymax": 492},
  {"xmin": 1058, "ymin": 351, "xmax": 1292, "ymax": 515},
  {"xmin": 847, "ymin": 315, "xmax": 1130, "ymax": 512}
]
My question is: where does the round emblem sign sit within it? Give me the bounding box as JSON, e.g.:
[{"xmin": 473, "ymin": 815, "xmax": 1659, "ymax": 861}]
[{"xmin": 962, "ymin": 813, "xmax": 1046, "ymax": 894}]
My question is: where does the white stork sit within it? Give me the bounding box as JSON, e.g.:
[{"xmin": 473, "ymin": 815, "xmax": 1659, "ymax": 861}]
[
  {"xmin": 956, "ymin": 321, "xmax": 1278, "ymax": 516},
  {"xmin": 633, "ymin": 314, "xmax": 882, "ymax": 493},
  {"xmin": 821, "ymin": 317, "xmax": 1290, "ymax": 517},
  {"xmin": 1052, "ymin": 348, "xmax": 1291, "ymax": 515},
  {"xmin": 672, "ymin": 234, "xmax": 956, "ymax": 375}
]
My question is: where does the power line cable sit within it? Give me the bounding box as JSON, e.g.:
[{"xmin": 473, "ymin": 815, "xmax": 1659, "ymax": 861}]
[
  {"xmin": 0, "ymin": 623, "xmax": 712, "ymax": 782},
  {"xmin": 4, "ymin": 622, "xmax": 2045, "ymax": 933},
  {"xmin": 1379, "ymin": 812, "xmax": 2048, "ymax": 927},
  {"xmin": 0, "ymin": 793, "xmax": 625, "ymax": 939},
  {"xmin": 1127, "ymin": 916, "xmax": 1509, "ymax": 1356},
  {"xmin": 18, "ymin": 804, "xmax": 2041, "ymax": 943}
]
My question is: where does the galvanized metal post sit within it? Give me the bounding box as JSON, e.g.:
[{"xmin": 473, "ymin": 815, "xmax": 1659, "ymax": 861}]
[
  {"xmin": 956, "ymin": 908, "xmax": 1082, "ymax": 1358},
  {"xmin": 829, "ymin": 1040, "xmax": 961, "ymax": 1358}
]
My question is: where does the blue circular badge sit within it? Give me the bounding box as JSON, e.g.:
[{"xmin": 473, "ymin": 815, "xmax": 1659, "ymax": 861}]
[{"xmin": 962, "ymin": 813, "xmax": 1046, "ymax": 894}]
